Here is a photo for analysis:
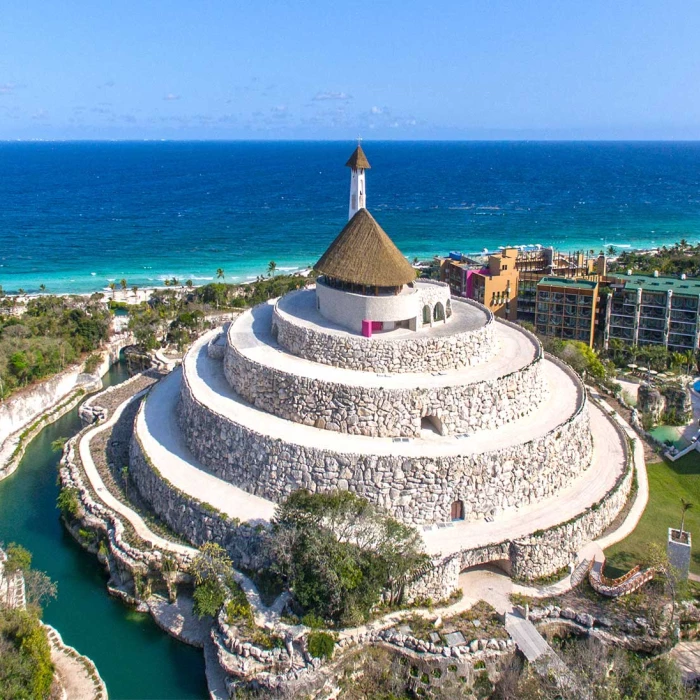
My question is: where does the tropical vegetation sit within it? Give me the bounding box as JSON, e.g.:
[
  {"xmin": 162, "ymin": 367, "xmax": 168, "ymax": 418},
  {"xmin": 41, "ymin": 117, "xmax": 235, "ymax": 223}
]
[{"xmin": 271, "ymin": 490, "xmax": 428, "ymax": 627}]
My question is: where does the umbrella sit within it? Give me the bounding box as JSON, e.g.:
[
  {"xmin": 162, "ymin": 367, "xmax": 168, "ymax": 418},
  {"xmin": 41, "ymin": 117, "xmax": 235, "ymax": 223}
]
[
  {"xmin": 649, "ymin": 370, "xmax": 658, "ymax": 376},
  {"xmin": 638, "ymin": 366, "xmax": 649, "ymax": 373},
  {"xmin": 627, "ymin": 364, "xmax": 638, "ymax": 369}
]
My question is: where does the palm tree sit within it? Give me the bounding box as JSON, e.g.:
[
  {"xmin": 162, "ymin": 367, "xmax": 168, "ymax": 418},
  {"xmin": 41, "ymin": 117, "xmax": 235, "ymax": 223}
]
[
  {"xmin": 120, "ymin": 278, "xmax": 127, "ymax": 292},
  {"xmin": 268, "ymin": 261, "xmax": 277, "ymax": 277},
  {"xmin": 680, "ymin": 499, "xmax": 693, "ymax": 536},
  {"xmin": 131, "ymin": 285, "xmax": 139, "ymax": 301},
  {"xmin": 17, "ymin": 288, "xmax": 25, "ymax": 296},
  {"xmin": 171, "ymin": 277, "xmax": 179, "ymax": 288},
  {"xmin": 606, "ymin": 246, "xmax": 616, "ymax": 256},
  {"xmin": 186, "ymin": 279, "xmax": 193, "ymax": 291},
  {"xmin": 108, "ymin": 282, "xmax": 116, "ymax": 300},
  {"xmin": 216, "ymin": 268, "xmax": 225, "ymax": 281},
  {"xmin": 39, "ymin": 284, "xmax": 46, "ymax": 293}
]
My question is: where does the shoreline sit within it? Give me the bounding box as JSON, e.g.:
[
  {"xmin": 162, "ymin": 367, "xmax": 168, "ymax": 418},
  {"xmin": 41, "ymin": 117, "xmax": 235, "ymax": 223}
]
[{"xmin": 0, "ymin": 240, "xmax": 684, "ymax": 300}]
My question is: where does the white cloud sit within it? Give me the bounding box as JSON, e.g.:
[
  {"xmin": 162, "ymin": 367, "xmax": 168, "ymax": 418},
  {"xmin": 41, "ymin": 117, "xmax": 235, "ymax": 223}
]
[
  {"xmin": 163, "ymin": 93, "xmax": 181, "ymax": 101},
  {"xmin": 0, "ymin": 82, "xmax": 24, "ymax": 95},
  {"xmin": 370, "ymin": 106, "xmax": 383, "ymax": 114},
  {"xmin": 313, "ymin": 91, "xmax": 352, "ymax": 101}
]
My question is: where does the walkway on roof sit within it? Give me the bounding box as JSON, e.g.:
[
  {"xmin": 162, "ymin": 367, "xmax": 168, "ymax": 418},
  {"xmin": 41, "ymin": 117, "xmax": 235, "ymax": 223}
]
[
  {"xmin": 276, "ymin": 286, "xmax": 489, "ymax": 339},
  {"xmin": 186, "ymin": 330, "xmax": 580, "ymax": 459},
  {"xmin": 230, "ymin": 300, "xmax": 538, "ymax": 391},
  {"xmin": 421, "ymin": 397, "xmax": 626, "ymax": 556}
]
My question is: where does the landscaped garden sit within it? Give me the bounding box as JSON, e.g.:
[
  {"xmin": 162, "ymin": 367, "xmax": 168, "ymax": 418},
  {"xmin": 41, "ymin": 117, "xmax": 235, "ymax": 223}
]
[{"xmin": 605, "ymin": 451, "xmax": 700, "ymax": 577}]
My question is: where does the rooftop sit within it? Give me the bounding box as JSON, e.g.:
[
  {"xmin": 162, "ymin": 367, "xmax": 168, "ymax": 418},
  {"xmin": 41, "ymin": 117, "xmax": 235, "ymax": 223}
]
[
  {"xmin": 345, "ymin": 145, "xmax": 371, "ymax": 169},
  {"xmin": 538, "ymin": 276, "xmax": 599, "ymax": 290},
  {"xmin": 314, "ymin": 208, "xmax": 416, "ymax": 288},
  {"xmin": 608, "ymin": 273, "xmax": 700, "ymax": 295}
]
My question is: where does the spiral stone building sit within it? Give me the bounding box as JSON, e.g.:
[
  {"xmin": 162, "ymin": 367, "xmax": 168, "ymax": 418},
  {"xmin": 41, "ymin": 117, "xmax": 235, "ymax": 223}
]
[{"xmin": 128, "ymin": 146, "xmax": 634, "ymax": 593}]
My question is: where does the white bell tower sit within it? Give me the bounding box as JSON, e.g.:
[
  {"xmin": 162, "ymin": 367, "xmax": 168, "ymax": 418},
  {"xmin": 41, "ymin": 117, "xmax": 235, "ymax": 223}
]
[{"xmin": 346, "ymin": 140, "xmax": 371, "ymax": 220}]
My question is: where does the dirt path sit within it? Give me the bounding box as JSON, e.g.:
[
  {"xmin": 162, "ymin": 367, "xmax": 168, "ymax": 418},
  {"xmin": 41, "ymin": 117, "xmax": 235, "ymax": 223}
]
[{"xmin": 45, "ymin": 624, "xmax": 107, "ymax": 700}]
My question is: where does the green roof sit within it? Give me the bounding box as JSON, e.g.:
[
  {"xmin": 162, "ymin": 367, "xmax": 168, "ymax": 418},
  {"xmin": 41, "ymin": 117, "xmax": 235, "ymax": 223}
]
[
  {"xmin": 608, "ymin": 273, "xmax": 700, "ymax": 295},
  {"xmin": 538, "ymin": 276, "xmax": 598, "ymax": 290}
]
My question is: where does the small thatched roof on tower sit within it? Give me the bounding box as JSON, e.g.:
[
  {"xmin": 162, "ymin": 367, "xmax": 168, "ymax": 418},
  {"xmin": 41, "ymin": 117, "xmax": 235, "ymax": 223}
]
[
  {"xmin": 314, "ymin": 209, "xmax": 416, "ymax": 287},
  {"xmin": 345, "ymin": 145, "xmax": 371, "ymax": 170}
]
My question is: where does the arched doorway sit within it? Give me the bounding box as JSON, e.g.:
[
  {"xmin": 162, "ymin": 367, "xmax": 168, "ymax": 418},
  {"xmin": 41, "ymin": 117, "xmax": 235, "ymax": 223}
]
[
  {"xmin": 451, "ymin": 499, "xmax": 464, "ymax": 521},
  {"xmin": 421, "ymin": 414, "xmax": 443, "ymax": 435},
  {"xmin": 433, "ymin": 302, "xmax": 445, "ymax": 322},
  {"xmin": 422, "ymin": 305, "xmax": 431, "ymax": 325}
]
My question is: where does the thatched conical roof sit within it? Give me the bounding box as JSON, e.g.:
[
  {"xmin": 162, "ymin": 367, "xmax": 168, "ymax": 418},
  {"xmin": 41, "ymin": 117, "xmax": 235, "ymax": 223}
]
[
  {"xmin": 314, "ymin": 209, "xmax": 416, "ymax": 287},
  {"xmin": 345, "ymin": 145, "xmax": 371, "ymax": 170}
]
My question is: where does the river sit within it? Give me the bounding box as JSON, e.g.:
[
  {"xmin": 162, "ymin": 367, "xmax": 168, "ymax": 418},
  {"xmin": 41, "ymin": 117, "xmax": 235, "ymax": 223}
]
[{"xmin": 0, "ymin": 362, "xmax": 209, "ymax": 699}]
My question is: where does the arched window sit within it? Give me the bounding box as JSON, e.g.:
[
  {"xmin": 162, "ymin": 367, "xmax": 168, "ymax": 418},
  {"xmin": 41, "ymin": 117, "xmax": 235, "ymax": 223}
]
[
  {"xmin": 422, "ymin": 305, "xmax": 431, "ymax": 324},
  {"xmin": 446, "ymin": 299, "xmax": 452, "ymax": 318},
  {"xmin": 451, "ymin": 500, "xmax": 464, "ymax": 521},
  {"xmin": 433, "ymin": 302, "xmax": 445, "ymax": 322}
]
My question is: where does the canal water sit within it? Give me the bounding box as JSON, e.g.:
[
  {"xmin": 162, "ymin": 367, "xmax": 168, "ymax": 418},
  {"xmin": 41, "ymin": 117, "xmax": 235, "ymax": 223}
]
[{"xmin": 0, "ymin": 362, "xmax": 208, "ymax": 699}]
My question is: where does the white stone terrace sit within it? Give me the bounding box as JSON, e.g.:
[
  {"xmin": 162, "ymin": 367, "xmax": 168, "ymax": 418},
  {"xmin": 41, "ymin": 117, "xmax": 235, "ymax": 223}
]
[
  {"xmin": 135, "ymin": 339, "xmax": 626, "ymax": 557},
  {"xmin": 276, "ymin": 286, "xmax": 489, "ymax": 340},
  {"xmin": 229, "ymin": 300, "xmax": 539, "ymax": 391},
  {"xmin": 422, "ymin": 400, "xmax": 626, "ymax": 556},
  {"xmin": 189, "ymin": 329, "xmax": 578, "ymax": 459}
]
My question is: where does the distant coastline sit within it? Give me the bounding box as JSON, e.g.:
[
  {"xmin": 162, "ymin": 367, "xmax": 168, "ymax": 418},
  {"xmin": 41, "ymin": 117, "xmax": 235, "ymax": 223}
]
[{"xmin": 2, "ymin": 140, "xmax": 699, "ymax": 295}]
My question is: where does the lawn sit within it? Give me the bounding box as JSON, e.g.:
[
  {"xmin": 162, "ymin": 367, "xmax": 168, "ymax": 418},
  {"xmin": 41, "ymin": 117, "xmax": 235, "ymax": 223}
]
[{"xmin": 605, "ymin": 450, "xmax": 700, "ymax": 577}]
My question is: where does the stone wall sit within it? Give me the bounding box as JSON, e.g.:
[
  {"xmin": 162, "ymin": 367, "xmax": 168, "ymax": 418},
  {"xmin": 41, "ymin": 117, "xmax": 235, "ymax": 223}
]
[
  {"xmin": 272, "ymin": 294, "xmax": 497, "ymax": 374},
  {"xmin": 224, "ymin": 328, "xmax": 546, "ymax": 437},
  {"xmin": 177, "ymin": 359, "xmax": 591, "ymax": 526},
  {"xmin": 128, "ymin": 429, "xmax": 268, "ymax": 570}
]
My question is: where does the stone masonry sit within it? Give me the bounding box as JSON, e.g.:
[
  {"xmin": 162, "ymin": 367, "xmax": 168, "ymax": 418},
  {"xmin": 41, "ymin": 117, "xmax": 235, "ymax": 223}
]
[
  {"xmin": 178, "ymin": 359, "xmax": 592, "ymax": 525},
  {"xmin": 272, "ymin": 295, "xmax": 497, "ymax": 374},
  {"xmin": 224, "ymin": 327, "xmax": 547, "ymax": 438}
]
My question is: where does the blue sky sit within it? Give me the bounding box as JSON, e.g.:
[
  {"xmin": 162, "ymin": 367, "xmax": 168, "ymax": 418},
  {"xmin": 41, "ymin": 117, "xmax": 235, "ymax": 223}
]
[{"xmin": 1, "ymin": 1, "xmax": 699, "ymax": 140}]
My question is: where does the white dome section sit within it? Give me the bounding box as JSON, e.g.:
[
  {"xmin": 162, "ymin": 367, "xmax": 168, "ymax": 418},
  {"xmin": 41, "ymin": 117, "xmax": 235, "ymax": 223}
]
[{"xmin": 316, "ymin": 278, "xmax": 452, "ymax": 334}]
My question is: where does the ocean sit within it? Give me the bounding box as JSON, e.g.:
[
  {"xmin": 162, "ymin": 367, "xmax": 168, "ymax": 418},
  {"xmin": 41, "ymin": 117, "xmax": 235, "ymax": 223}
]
[{"xmin": 1, "ymin": 140, "xmax": 699, "ymax": 294}]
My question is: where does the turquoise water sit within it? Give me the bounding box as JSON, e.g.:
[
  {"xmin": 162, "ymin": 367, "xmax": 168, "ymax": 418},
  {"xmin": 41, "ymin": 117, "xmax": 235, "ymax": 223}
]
[
  {"xmin": 0, "ymin": 363, "xmax": 208, "ymax": 699},
  {"xmin": 649, "ymin": 425, "xmax": 691, "ymax": 450},
  {"xmin": 2, "ymin": 141, "xmax": 700, "ymax": 294}
]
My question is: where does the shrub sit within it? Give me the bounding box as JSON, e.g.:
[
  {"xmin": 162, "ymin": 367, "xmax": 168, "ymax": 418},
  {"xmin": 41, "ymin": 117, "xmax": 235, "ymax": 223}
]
[
  {"xmin": 193, "ymin": 579, "xmax": 225, "ymax": 619},
  {"xmin": 4, "ymin": 543, "xmax": 32, "ymax": 573},
  {"xmin": 83, "ymin": 353, "xmax": 102, "ymax": 374},
  {"xmin": 307, "ymin": 631, "xmax": 335, "ymax": 660},
  {"xmin": 56, "ymin": 487, "xmax": 80, "ymax": 520}
]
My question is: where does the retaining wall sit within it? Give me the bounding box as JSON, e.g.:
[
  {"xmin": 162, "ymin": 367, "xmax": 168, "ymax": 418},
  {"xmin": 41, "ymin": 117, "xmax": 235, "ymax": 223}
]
[
  {"xmin": 178, "ymin": 355, "xmax": 591, "ymax": 526},
  {"xmin": 272, "ymin": 292, "xmax": 497, "ymax": 374},
  {"xmin": 224, "ymin": 319, "xmax": 546, "ymax": 437}
]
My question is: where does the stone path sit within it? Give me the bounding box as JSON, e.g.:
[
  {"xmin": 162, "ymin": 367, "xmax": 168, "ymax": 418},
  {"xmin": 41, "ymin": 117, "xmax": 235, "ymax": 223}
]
[
  {"xmin": 504, "ymin": 612, "xmax": 552, "ymax": 661},
  {"xmin": 669, "ymin": 641, "xmax": 700, "ymax": 683},
  {"xmin": 79, "ymin": 389, "xmax": 196, "ymax": 556},
  {"xmin": 232, "ymin": 300, "xmax": 538, "ymax": 390},
  {"xmin": 423, "ymin": 398, "xmax": 626, "ymax": 556},
  {"xmin": 186, "ymin": 329, "xmax": 581, "ymax": 459},
  {"xmin": 45, "ymin": 624, "xmax": 107, "ymax": 700},
  {"xmin": 137, "ymin": 368, "xmax": 275, "ymax": 524}
]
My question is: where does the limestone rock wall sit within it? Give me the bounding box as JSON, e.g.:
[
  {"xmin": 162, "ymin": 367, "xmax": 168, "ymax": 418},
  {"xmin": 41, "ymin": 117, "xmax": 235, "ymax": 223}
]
[
  {"xmin": 223, "ymin": 337, "xmax": 546, "ymax": 438},
  {"xmin": 128, "ymin": 431, "xmax": 268, "ymax": 570},
  {"xmin": 177, "ymin": 363, "xmax": 591, "ymax": 526},
  {"xmin": 272, "ymin": 296, "xmax": 497, "ymax": 374}
]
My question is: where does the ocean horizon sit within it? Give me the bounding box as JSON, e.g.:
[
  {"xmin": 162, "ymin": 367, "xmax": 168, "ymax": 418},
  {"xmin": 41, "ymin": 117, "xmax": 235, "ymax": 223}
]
[{"xmin": 1, "ymin": 140, "xmax": 700, "ymax": 294}]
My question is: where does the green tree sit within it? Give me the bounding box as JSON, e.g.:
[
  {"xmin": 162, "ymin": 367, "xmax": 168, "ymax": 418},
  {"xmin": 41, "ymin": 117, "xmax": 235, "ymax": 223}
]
[
  {"xmin": 8, "ymin": 351, "xmax": 30, "ymax": 385},
  {"xmin": 4, "ymin": 543, "xmax": 32, "ymax": 573},
  {"xmin": 272, "ymin": 491, "xmax": 427, "ymax": 625},
  {"xmin": 38, "ymin": 284, "xmax": 46, "ymax": 293},
  {"xmin": 108, "ymin": 281, "xmax": 116, "ymax": 300},
  {"xmin": 131, "ymin": 285, "xmax": 139, "ymax": 300},
  {"xmin": 268, "ymin": 260, "xmax": 277, "ymax": 277},
  {"xmin": 216, "ymin": 268, "xmax": 225, "ymax": 281},
  {"xmin": 120, "ymin": 278, "xmax": 127, "ymax": 292}
]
